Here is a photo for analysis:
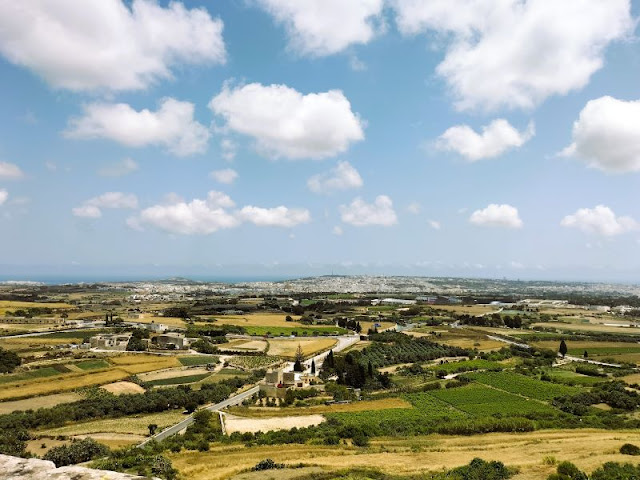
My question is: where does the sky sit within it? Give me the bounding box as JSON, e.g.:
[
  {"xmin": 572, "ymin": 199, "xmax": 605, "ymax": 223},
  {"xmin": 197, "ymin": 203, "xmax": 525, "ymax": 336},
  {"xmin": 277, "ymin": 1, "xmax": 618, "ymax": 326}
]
[{"xmin": 0, "ymin": 0, "xmax": 640, "ymax": 282}]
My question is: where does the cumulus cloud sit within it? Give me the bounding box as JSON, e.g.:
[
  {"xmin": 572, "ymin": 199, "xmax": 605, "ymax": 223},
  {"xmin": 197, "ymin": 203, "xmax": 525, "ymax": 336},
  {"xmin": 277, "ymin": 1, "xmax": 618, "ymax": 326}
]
[
  {"xmin": 256, "ymin": 0, "xmax": 384, "ymax": 56},
  {"xmin": 0, "ymin": 162, "xmax": 24, "ymax": 179},
  {"xmin": 237, "ymin": 206, "xmax": 311, "ymax": 227},
  {"xmin": 210, "ymin": 168, "xmax": 238, "ymax": 185},
  {"xmin": 209, "ymin": 83, "xmax": 364, "ymax": 159},
  {"xmin": 333, "ymin": 225, "xmax": 343, "ymax": 236},
  {"xmin": 392, "ymin": 0, "xmax": 633, "ymax": 111},
  {"xmin": 0, "ymin": 0, "xmax": 226, "ymax": 92},
  {"xmin": 65, "ymin": 98, "xmax": 210, "ymax": 156},
  {"xmin": 340, "ymin": 195, "xmax": 397, "ymax": 227},
  {"xmin": 561, "ymin": 96, "xmax": 640, "ymax": 173},
  {"xmin": 470, "ymin": 204, "xmax": 523, "ymax": 229},
  {"xmin": 72, "ymin": 205, "xmax": 102, "ymax": 218},
  {"xmin": 132, "ymin": 191, "xmax": 310, "ymax": 234},
  {"xmin": 0, "ymin": 189, "xmax": 8, "ymax": 206},
  {"xmin": 437, "ymin": 120, "xmax": 534, "ymax": 161},
  {"xmin": 307, "ymin": 161, "xmax": 363, "ymax": 194},
  {"xmin": 72, "ymin": 192, "xmax": 138, "ymax": 218},
  {"xmin": 98, "ymin": 158, "xmax": 139, "ymax": 177},
  {"xmin": 561, "ymin": 205, "xmax": 638, "ymax": 236}
]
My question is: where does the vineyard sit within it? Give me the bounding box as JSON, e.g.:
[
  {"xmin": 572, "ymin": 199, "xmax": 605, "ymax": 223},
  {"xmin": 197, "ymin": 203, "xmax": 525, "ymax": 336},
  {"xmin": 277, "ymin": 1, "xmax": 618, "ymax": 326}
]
[
  {"xmin": 360, "ymin": 334, "xmax": 469, "ymax": 367},
  {"xmin": 466, "ymin": 371, "xmax": 580, "ymax": 401},
  {"xmin": 226, "ymin": 355, "xmax": 280, "ymax": 370},
  {"xmin": 428, "ymin": 383, "xmax": 557, "ymax": 417}
]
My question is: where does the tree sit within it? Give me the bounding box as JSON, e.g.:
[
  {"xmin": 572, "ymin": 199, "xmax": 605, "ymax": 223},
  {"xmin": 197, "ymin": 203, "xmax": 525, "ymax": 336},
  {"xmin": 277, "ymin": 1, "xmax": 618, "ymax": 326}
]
[
  {"xmin": 148, "ymin": 423, "xmax": 158, "ymax": 435},
  {"xmin": 559, "ymin": 340, "xmax": 568, "ymax": 358},
  {"xmin": 43, "ymin": 438, "xmax": 109, "ymax": 467},
  {"xmin": 0, "ymin": 347, "xmax": 21, "ymax": 373},
  {"xmin": 325, "ymin": 350, "xmax": 335, "ymax": 368},
  {"xmin": 367, "ymin": 361, "xmax": 374, "ymax": 378},
  {"xmin": 311, "ymin": 359, "xmax": 316, "ymax": 375},
  {"xmin": 583, "ymin": 350, "xmax": 588, "ymax": 359}
]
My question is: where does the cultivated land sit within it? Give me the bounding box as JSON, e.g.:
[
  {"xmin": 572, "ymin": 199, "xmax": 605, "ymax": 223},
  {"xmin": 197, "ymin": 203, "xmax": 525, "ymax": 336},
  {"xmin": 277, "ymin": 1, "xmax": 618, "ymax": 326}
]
[{"xmin": 2, "ymin": 279, "xmax": 640, "ymax": 480}]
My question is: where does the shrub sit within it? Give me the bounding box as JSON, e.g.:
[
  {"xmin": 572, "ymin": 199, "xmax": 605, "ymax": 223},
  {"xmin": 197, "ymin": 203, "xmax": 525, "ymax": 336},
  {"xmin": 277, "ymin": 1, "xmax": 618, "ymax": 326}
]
[
  {"xmin": 620, "ymin": 443, "xmax": 640, "ymax": 455},
  {"xmin": 43, "ymin": 438, "xmax": 109, "ymax": 467},
  {"xmin": 253, "ymin": 458, "xmax": 284, "ymax": 471}
]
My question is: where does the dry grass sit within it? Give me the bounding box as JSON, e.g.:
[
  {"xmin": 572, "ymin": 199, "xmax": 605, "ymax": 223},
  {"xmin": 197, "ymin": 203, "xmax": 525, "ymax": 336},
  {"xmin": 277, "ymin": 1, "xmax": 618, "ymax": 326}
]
[
  {"xmin": 228, "ymin": 397, "xmax": 412, "ymax": 418},
  {"xmin": 136, "ymin": 314, "xmax": 188, "ymax": 327},
  {"xmin": 169, "ymin": 429, "xmax": 640, "ymax": 480},
  {"xmin": 532, "ymin": 322, "xmax": 640, "ymax": 335},
  {"xmin": 409, "ymin": 327, "xmax": 504, "ymax": 351},
  {"xmin": 430, "ymin": 305, "xmax": 499, "ymax": 315},
  {"xmin": 0, "ymin": 392, "xmax": 83, "ymax": 414},
  {"xmin": 0, "ymin": 336, "xmax": 83, "ymax": 351},
  {"xmin": 36, "ymin": 410, "xmax": 187, "ymax": 437},
  {"xmin": 0, "ymin": 300, "xmax": 73, "ymax": 315},
  {"xmin": 267, "ymin": 338, "xmax": 337, "ymax": 359},
  {"xmin": 100, "ymin": 381, "xmax": 145, "ymax": 395},
  {"xmin": 222, "ymin": 339, "xmax": 268, "ymax": 352},
  {"xmin": 213, "ymin": 314, "xmax": 302, "ymax": 328},
  {"xmin": 139, "ymin": 367, "xmax": 209, "ymax": 382}
]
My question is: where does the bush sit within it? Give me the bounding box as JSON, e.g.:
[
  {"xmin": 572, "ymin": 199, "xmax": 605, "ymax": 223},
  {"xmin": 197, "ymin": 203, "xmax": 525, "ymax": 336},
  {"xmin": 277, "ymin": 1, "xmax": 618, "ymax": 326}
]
[
  {"xmin": 43, "ymin": 438, "xmax": 109, "ymax": 467},
  {"xmin": 253, "ymin": 458, "xmax": 284, "ymax": 471},
  {"xmin": 620, "ymin": 443, "xmax": 640, "ymax": 455}
]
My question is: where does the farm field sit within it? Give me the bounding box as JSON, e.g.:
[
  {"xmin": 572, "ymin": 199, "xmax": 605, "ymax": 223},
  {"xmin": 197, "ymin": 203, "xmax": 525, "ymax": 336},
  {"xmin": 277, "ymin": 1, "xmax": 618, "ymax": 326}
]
[
  {"xmin": 139, "ymin": 367, "xmax": 211, "ymax": 382},
  {"xmin": 533, "ymin": 340, "xmax": 640, "ymax": 364},
  {"xmin": 219, "ymin": 339, "xmax": 267, "ymax": 352},
  {"xmin": 429, "ymin": 304, "xmax": 499, "ymax": 315},
  {"xmin": 225, "ymin": 355, "xmax": 280, "ymax": 370},
  {"xmin": 100, "ymin": 381, "xmax": 145, "ymax": 395},
  {"xmin": 268, "ymin": 338, "xmax": 337, "ymax": 359},
  {"xmin": 202, "ymin": 368, "xmax": 250, "ymax": 383},
  {"xmin": 531, "ymin": 321, "xmax": 640, "ymax": 335},
  {"xmin": 0, "ymin": 392, "xmax": 83, "ymax": 414},
  {"xmin": 178, "ymin": 355, "xmax": 219, "ymax": 366},
  {"xmin": 229, "ymin": 397, "xmax": 412, "ymax": 418},
  {"xmin": 36, "ymin": 410, "xmax": 187, "ymax": 437},
  {"xmin": 410, "ymin": 327, "xmax": 505, "ymax": 351},
  {"xmin": 169, "ymin": 429, "xmax": 640, "ymax": 480},
  {"xmin": 427, "ymin": 358, "xmax": 506, "ymax": 374},
  {"xmin": 466, "ymin": 371, "xmax": 580, "ymax": 401},
  {"xmin": 0, "ymin": 300, "xmax": 73, "ymax": 315},
  {"xmin": 223, "ymin": 413, "xmax": 324, "ymax": 434},
  {"xmin": 543, "ymin": 368, "xmax": 605, "ymax": 386},
  {"xmin": 146, "ymin": 373, "xmax": 212, "ymax": 386}
]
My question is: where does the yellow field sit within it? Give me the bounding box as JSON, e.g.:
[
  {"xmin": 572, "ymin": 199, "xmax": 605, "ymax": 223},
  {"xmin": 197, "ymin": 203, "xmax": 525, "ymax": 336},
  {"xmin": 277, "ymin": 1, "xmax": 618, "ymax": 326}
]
[
  {"xmin": 0, "ymin": 392, "xmax": 83, "ymax": 414},
  {"xmin": 0, "ymin": 355, "xmax": 179, "ymax": 400},
  {"xmin": 135, "ymin": 314, "xmax": 188, "ymax": 327},
  {"xmin": 229, "ymin": 397, "xmax": 411, "ymax": 418},
  {"xmin": 532, "ymin": 322, "xmax": 640, "ymax": 335},
  {"xmin": 267, "ymin": 338, "xmax": 337, "ymax": 359},
  {"xmin": 0, "ymin": 300, "xmax": 73, "ymax": 315},
  {"xmin": 430, "ymin": 304, "xmax": 498, "ymax": 315},
  {"xmin": 222, "ymin": 339, "xmax": 268, "ymax": 352},
  {"xmin": 0, "ymin": 336, "xmax": 83, "ymax": 351},
  {"xmin": 211, "ymin": 313, "xmax": 302, "ymax": 328},
  {"xmin": 169, "ymin": 429, "xmax": 640, "ymax": 480},
  {"xmin": 409, "ymin": 327, "xmax": 504, "ymax": 351},
  {"xmin": 36, "ymin": 410, "xmax": 186, "ymax": 437}
]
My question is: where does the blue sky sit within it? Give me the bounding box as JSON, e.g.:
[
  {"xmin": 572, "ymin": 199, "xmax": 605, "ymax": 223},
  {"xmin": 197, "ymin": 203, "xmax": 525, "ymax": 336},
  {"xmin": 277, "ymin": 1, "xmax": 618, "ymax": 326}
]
[{"xmin": 0, "ymin": 0, "xmax": 640, "ymax": 282}]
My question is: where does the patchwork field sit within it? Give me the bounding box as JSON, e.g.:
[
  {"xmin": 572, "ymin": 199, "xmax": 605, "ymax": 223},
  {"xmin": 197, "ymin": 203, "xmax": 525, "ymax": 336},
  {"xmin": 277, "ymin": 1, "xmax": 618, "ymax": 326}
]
[
  {"xmin": 169, "ymin": 429, "xmax": 640, "ymax": 480},
  {"xmin": 267, "ymin": 338, "xmax": 337, "ymax": 359}
]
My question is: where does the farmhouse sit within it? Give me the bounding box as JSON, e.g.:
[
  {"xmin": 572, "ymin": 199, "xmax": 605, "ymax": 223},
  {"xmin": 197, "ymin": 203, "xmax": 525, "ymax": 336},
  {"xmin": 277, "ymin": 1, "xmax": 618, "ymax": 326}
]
[
  {"xmin": 152, "ymin": 332, "xmax": 196, "ymax": 350},
  {"xmin": 90, "ymin": 333, "xmax": 131, "ymax": 351},
  {"xmin": 260, "ymin": 369, "xmax": 315, "ymax": 398}
]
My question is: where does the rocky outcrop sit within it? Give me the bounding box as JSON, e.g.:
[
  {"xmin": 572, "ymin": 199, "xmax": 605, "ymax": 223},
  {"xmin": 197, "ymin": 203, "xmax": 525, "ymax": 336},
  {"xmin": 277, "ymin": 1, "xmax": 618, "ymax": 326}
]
[{"xmin": 1, "ymin": 454, "xmax": 155, "ymax": 479}]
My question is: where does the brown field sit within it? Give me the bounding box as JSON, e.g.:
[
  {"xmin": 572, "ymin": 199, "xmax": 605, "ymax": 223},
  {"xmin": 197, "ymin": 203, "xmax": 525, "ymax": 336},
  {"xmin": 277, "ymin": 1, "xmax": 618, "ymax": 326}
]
[
  {"xmin": 212, "ymin": 313, "xmax": 302, "ymax": 328},
  {"xmin": 139, "ymin": 367, "xmax": 209, "ymax": 381},
  {"xmin": 221, "ymin": 339, "xmax": 268, "ymax": 352},
  {"xmin": 135, "ymin": 314, "xmax": 188, "ymax": 327},
  {"xmin": 74, "ymin": 433, "xmax": 144, "ymax": 450},
  {"xmin": 26, "ymin": 438, "xmax": 68, "ymax": 456},
  {"xmin": 223, "ymin": 413, "xmax": 324, "ymax": 434},
  {"xmin": 622, "ymin": 373, "xmax": 640, "ymax": 385},
  {"xmin": 169, "ymin": 429, "xmax": 640, "ymax": 480},
  {"xmin": 409, "ymin": 327, "xmax": 504, "ymax": 351},
  {"xmin": 0, "ymin": 336, "xmax": 84, "ymax": 351},
  {"xmin": 532, "ymin": 340, "xmax": 638, "ymax": 351},
  {"xmin": 532, "ymin": 322, "xmax": 640, "ymax": 335},
  {"xmin": 100, "ymin": 381, "xmax": 145, "ymax": 395},
  {"xmin": 37, "ymin": 410, "xmax": 187, "ymax": 437},
  {"xmin": 0, "ymin": 355, "xmax": 179, "ymax": 400},
  {"xmin": 228, "ymin": 397, "xmax": 412, "ymax": 418},
  {"xmin": 341, "ymin": 340, "xmax": 371, "ymax": 353},
  {"xmin": 0, "ymin": 392, "xmax": 83, "ymax": 414},
  {"xmin": 267, "ymin": 338, "xmax": 337, "ymax": 359}
]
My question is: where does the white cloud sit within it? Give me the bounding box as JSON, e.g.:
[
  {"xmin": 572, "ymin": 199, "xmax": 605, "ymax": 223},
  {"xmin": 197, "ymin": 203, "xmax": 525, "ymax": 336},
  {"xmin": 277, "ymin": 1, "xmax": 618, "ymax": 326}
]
[
  {"xmin": 0, "ymin": 0, "xmax": 225, "ymax": 92},
  {"xmin": 437, "ymin": 120, "xmax": 534, "ymax": 161},
  {"xmin": 340, "ymin": 195, "xmax": 397, "ymax": 227},
  {"xmin": 133, "ymin": 191, "xmax": 309, "ymax": 234},
  {"xmin": 0, "ymin": 189, "xmax": 8, "ymax": 206},
  {"xmin": 428, "ymin": 220, "xmax": 441, "ymax": 230},
  {"xmin": 65, "ymin": 98, "xmax": 210, "ymax": 156},
  {"xmin": 238, "ymin": 206, "xmax": 311, "ymax": 227},
  {"xmin": 98, "ymin": 158, "xmax": 139, "ymax": 177},
  {"xmin": 87, "ymin": 192, "xmax": 139, "ymax": 209},
  {"xmin": 392, "ymin": 0, "xmax": 633, "ymax": 111},
  {"xmin": 73, "ymin": 192, "xmax": 138, "ymax": 218},
  {"xmin": 256, "ymin": 0, "xmax": 384, "ymax": 56},
  {"xmin": 209, "ymin": 83, "xmax": 364, "ymax": 159},
  {"xmin": 333, "ymin": 225, "xmax": 343, "ymax": 236},
  {"xmin": 45, "ymin": 161, "xmax": 57, "ymax": 172},
  {"xmin": 510, "ymin": 261, "xmax": 525, "ymax": 269},
  {"xmin": 0, "ymin": 162, "xmax": 24, "ymax": 179},
  {"xmin": 72, "ymin": 205, "xmax": 102, "ymax": 218},
  {"xmin": 561, "ymin": 96, "xmax": 640, "ymax": 173},
  {"xmin": 407, "ymin": 202, "xmax": 421, "ymax": 214},
  {"xmin": 561, "ymin": 205, "xmax": 638, "ymax": 236},
  {"xmin": 470, "ymin": 204, "xmax": 523, "ymax": 229},
  {"xmin": 220, "ymin": 139, "xmax": 236, "ymax": 162},
  {"xmin": 307, "ymin": 161, "xmax": 363, "ymax": 194},
  {"xmin": 210, "ymin": 168, "xmax": 238, "ymax": 185}
]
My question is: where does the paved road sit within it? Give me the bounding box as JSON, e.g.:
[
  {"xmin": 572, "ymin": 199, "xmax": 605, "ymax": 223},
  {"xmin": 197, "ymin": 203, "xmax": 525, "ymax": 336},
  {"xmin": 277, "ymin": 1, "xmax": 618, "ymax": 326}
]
[
  {"xmin": 486, "ymin": 335, "xmax": 531, "ymax": 349},
  {"xmin": 562, "ymin": 354, "xmax": 622, "ymax": 368},
  {"xmin": 138, "ymin": 385, "xmax": 260, "ymax": 446}
]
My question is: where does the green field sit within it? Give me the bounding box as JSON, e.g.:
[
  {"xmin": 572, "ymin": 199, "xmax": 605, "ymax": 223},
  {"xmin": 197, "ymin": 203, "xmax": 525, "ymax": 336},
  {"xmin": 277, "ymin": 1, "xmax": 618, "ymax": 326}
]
[
  {"xmin": 0, "ymin": 366, "xmax": 68, "ymax": 385},
  {"xmin": 429, "ymin": 359, "xmax": 504, "ymax": 374},
  {"xmin": 568, "ymin": 346, "xmax": 640, "ymax": 355},
  {"xmin": 178, "ymin": 355, "xmax": 218, "ymax": 367},
  {"xmin": 429, "ymin": 383, "xmax": 556, "ymax": 416},
  {"xmin": 543, "ymin": 368, "xmax": 605, "ymax": 386},
  {"xmin": 466, "ymin": 371, "xmax": 580, "ymax": 401},
  {"xmin": 147, "ymin": 373, "xmax": 212, "ymax": 386},
  {"xmin": 75, "ymin": 359, "xmax": 110, "ymax": 370}
]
